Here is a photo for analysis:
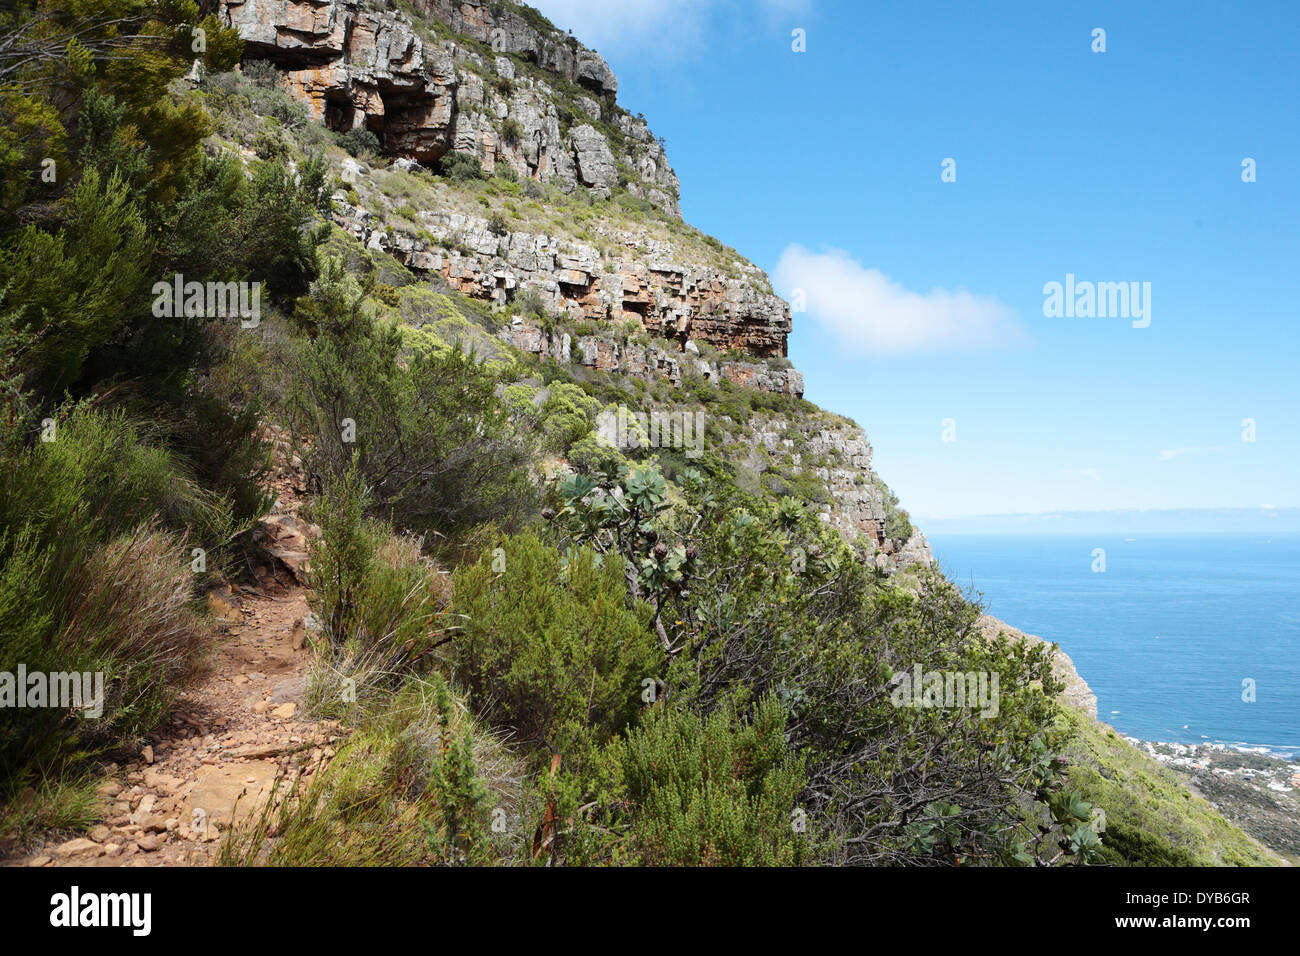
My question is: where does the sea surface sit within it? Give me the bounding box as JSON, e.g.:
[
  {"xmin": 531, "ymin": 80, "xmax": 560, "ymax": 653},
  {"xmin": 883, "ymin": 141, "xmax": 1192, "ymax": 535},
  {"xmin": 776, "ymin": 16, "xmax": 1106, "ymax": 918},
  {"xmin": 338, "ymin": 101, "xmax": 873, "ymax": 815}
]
[{"xmin": 927, "ymin": 533, "xmax": 1300, "ymax": 758}]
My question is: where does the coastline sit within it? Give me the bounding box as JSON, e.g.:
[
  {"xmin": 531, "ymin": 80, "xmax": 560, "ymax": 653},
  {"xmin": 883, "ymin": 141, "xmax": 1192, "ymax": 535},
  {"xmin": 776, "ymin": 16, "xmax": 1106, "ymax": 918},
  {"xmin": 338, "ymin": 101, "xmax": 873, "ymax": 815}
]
[
  {"xmin": 1135, "ymin": 738, "xmax": 1300, "ymax": 864},
  {"xmin": 985, "ymin": 612, "xmax": 1299, "ymax": 863}
]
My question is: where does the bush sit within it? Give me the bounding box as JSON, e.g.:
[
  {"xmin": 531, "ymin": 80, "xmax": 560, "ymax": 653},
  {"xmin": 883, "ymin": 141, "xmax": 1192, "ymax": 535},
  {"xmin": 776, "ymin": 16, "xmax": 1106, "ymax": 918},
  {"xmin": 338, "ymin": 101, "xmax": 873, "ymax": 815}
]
[
  {"xmin": 1, "ymin": 406, "xmax": 237, "ymax": 557},
  {"xmin": 0, "ymin": 168, "xmax": 149, "ymax": 395},
  {"xmin": 451, "ymin": 531, "xmax": 658, "ymax": 760},
  {"xmin": 289, "ymin": 280, "xmax": 534, "ymax": 538},
  {"xmin": 241, "ymin": 73, "xmax": 312, "ymax": 131},
  {"xmin": 435, "ymin": 151, "xmax": 485, "ymax": 183},
  {"xmin": 529, "ymin": 694, "xmax": 808, "ymax": 867},
  {"xmin": 0, "ymin": 524, "xmax": 204, "ymax": 780},
  {"xmin": 514, "ymin": 287, "xmax": 547, "ymax": 321},
  {"xmin": 339, "ymin": 126, "xmax": 381, "ymax": 158},
  {"xmin": 253, "ymin": 127, "xmax": 288, "ymax": 161},
  {"xmin": 242, "ymin": 59, "xmax": 280, "ymax": 88},
  {"xmin": 372, "ymin": 283, "xmax": 401, "ymax": 307},
  {"xmin": 306, "ymin": 462, "xmax": 446, "ymax": 705},
  {"xmin": 0, "ymin": 415, "xmax": 217, "ymax": 786},
  {"xmin": 873, "ymin": 474, "xmax": 913, "ymax": 542},
  {"xmin": 222, "ymin": 675, "xmax": 517, "ymax": 866},
  {"xmin": 539, "ymin": 382, "xmax": 601, "ymax": 452},
  {"xmin": 615, "ymin": 696, "xmax": 807, "ymax": 865}
]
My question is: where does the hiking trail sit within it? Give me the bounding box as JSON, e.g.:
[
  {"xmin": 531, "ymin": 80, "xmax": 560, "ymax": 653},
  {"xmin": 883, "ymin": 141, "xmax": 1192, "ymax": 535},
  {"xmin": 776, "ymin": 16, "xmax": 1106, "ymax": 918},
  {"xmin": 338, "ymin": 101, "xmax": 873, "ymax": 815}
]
[{"xmin": 10, "ymin": 425, "xmax": 336, "ymax": 868}]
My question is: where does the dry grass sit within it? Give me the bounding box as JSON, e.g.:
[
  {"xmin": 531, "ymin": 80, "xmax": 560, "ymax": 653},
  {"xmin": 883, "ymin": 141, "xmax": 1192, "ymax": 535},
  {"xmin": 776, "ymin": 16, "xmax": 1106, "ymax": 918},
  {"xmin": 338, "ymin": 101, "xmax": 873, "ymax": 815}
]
[{"xmin": 220, "ymin": 675, "xmax": 526, "ymax": 866}]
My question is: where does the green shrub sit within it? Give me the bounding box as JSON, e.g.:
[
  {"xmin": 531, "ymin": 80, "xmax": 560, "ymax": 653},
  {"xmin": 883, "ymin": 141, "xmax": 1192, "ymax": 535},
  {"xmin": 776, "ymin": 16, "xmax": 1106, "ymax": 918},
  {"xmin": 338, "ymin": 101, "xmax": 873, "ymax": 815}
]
[
  {"xmin": 372, "ymin": 283, "xmax": 401, "ymax": 307},
  {"xmin": 615, "ymin": 696, "xmax": 807, "ymax": 865},
  {"xmin": 514, "ymin": 287, "xmax": 547, "ymax": 321},
  {"xmin": 0, "ymin": 168, "xmax": 149, "ymax": 395},
  {"xmin": 873, "ymin": 473, "xmax": 913, "ymax": 541},
  {"xmin": 540, "ymin": 382, "xmax": 601, "ymax": 452},
  {"xmin": 253, "ymin": 127, "xmax": 288, "ymax": 161},
  {"xmin": 222, "ymin": 675, "xmax": 514, "ymax": 866},
  {"xmin": 451, "ymin": 531, "xmax": 658, "ymax": 760},
  {"xmin": 435, "ymin": 151, "xmax": 485, "ymax": 182},
  {"xmin": 289, "ymin": 285, "xmax": 533, "ymax": 538},
  {"xmin": 1, "ymin": 406, "xmax": 236, "ymax": 558},
  {"xmin": 306, "ymin": 461, "xmax": 446, "ymax": 701},
  {"xmin": 0, "ymin": 522, "xmax": 204, "ymax": 786},
  {"xmin": 0, "ymin": 407, "xmax": 243, "ymax": 789},
  {"xmin": 339, "ymin": 126, "xmax": 381, "ymax": 158}
]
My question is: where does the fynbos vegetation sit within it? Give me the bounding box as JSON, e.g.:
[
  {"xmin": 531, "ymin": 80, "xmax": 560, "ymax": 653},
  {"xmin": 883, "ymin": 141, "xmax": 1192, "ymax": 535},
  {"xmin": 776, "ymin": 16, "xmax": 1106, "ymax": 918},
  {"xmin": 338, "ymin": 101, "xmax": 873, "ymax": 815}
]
[{"xmin": 0, "ymin": 0, "xmax": 1280, "ymax": 874}]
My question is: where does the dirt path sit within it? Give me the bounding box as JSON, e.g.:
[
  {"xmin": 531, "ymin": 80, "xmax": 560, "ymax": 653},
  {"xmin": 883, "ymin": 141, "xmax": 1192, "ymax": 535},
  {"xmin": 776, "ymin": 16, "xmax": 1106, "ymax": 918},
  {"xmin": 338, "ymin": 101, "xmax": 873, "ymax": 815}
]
[{"xmin": 13, "ymin": 428, "xmax": 337, "ymax": 868}]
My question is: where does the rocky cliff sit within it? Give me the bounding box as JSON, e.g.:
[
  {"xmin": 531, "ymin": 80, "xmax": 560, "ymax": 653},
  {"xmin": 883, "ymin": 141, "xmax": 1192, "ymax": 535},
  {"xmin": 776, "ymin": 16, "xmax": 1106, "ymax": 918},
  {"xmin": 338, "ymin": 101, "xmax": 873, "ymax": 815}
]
[
  {"xmin": 211, "ymin": 0, "xmax": 678, "ymax": 210},
  {"xmin": 209, "ymin": 0, "xmax": 797, "ymax": 368},
  {"xmin": 207, "ymin": 0, "xmax": 930, "ymax": 566}
]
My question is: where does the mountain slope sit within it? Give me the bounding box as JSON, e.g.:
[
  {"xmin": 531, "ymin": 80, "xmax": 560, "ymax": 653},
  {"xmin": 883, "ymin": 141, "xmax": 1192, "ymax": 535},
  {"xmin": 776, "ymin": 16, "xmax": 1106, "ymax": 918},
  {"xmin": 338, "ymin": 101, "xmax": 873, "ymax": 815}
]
[{"xmin": 0, "ymin": 0, "xmax": 1280, "ymax": 868}]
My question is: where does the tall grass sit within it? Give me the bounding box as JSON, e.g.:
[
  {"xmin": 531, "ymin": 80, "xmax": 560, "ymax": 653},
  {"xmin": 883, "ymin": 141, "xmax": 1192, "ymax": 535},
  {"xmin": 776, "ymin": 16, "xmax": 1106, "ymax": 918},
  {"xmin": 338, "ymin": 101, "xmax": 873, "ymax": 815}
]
[
  {"xmin": 219, "ymin": 675, "xmax": 523, "ymax": 866},
  {"xmin": 219, "ymin": 460, "xmax": 523, "ymax": 866},
  {"xmin": 302, "ymin": 462, "xmax": 452, "ymax": 719},
  {"xmin": 0, "ymin": 407, "xmax": 220, "ymax": 795}
]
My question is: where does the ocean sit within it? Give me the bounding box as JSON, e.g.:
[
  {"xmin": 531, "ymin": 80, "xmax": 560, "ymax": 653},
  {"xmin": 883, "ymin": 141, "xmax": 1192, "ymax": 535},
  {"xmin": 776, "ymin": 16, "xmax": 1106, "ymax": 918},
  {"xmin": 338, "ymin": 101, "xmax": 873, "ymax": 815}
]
[{"xmin": 927, "ymin": 533, "xmax": 1300, "ymax": 758}]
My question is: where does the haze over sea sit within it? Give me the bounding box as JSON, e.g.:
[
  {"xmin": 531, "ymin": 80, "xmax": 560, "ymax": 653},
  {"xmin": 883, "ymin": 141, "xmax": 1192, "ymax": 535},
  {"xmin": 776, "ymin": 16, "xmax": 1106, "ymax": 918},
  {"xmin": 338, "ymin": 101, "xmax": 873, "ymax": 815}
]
[{"xmin": 928, "ymin": 531, "xmax": 1300, "ymax": 759}]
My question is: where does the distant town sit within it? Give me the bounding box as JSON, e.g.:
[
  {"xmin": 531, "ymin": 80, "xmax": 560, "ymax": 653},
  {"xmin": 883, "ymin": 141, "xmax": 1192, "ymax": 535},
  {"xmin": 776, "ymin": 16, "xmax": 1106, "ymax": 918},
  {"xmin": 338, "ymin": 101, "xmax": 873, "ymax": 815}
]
[{"xmin": 1128, "ymin": 737, "xmax": 1300, "ymax": 861}]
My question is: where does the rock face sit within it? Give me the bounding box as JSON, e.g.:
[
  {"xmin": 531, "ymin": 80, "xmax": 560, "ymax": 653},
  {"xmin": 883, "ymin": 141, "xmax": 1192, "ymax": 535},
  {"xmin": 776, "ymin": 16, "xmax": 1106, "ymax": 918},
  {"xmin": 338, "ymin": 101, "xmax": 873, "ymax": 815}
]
[
  {"xmin": 218, "ymin": 0, "xmax": 789, "ymax": 363},
  {"xmin": 412, "ymin": 0, "xmax": 618, "ymax": 96},
  {"xmin": 209, "ymin": 0, "xmax": 681, "ymax": 214},
  {"xmin": 745, "ymin": 415, "xmax": 933, "ymax": 562},
  {"xmin": 494, "ymin": 319, "xmax": 804, "ymax": 397},
  {"xmin": 332, "ymin": 200, "xmax": 794, "ymax": 363}
]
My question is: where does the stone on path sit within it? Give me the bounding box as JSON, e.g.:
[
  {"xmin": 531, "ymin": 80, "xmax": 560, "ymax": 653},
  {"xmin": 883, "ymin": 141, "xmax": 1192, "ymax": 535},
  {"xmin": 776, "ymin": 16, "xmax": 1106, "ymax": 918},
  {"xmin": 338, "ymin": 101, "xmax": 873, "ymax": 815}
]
[
  {"xmin": 53, "ymin": 838, "xmax": 101, "ymax": 858},
  {"xmin": 183, "ymin": 760, "xmax": 278, "ymax": 828}
]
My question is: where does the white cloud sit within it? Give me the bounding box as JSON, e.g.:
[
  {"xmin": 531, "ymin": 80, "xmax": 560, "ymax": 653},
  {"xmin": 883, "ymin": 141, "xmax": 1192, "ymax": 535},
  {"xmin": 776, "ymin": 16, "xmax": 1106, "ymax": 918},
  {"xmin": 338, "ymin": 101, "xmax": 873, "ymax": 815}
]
[
  {"xmin": 1158, "ymin": 445, "xmax": 1232, "ymax": 461},
  {"xmin": 1064, "ymin": 468, "xmax": 1102, "ymax": 481},
  {"xmin": 530, "ymin": 0, "xmax": 707, "ymax": 57},
  {"xmin": 772, "ymin": 244, "xmax": 1024, "ymax": 355}
]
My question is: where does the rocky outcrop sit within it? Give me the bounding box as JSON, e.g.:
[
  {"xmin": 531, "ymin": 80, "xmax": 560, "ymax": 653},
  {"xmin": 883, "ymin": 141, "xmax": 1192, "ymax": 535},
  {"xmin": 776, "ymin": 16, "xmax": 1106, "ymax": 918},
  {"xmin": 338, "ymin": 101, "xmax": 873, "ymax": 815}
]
[
  {"xmin": 715, "ymin": 360, "xmax": 804, "ymax": 396},
  {"xmin": 745, "ymin": 416, "xmax": 932, "ymax": 564},
  {"xmin": 216, "ymin": 0, "xmax": 787, "ymax": 360},
  {"xmin": 496, "ymin": 317, "xmax": 804, "ymax": 397},
  {"xmin": 411, "ymin": 0, "xmax": 618, "ymax": 96},
  {"xmin": 209, "ymin": 0, "xmax": 681, "ymax": 214},
  {"xmin": 211, "ymin": 0, "xmax": 923, "ymax": 566},
  {"xmin": 569, "ymin": 124, "xmax": 616, "ymax": 188},
  {"xmin": 332, "ymin": 199, "xmax": 793, "ymax": 361},
  {"xmin": 977, "ymin": 615, "xmax": 1099, "ymax": 719}
]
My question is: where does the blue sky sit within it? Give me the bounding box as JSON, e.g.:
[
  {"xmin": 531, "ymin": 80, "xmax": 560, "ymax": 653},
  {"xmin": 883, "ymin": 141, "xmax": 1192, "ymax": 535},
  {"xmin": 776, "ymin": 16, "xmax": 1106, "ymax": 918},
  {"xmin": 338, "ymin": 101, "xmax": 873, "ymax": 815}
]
[{"xmin": 533, "ymin": 0, "xmax": 1300, "ymax": 521}]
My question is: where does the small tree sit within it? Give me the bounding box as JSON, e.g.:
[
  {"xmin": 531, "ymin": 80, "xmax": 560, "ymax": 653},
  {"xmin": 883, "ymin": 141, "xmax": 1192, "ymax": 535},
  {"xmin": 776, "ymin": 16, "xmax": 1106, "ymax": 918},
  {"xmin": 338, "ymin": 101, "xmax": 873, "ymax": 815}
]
[{"xmin": 339, "ymin": 126, "xmax": 380, "ymax": 158}]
